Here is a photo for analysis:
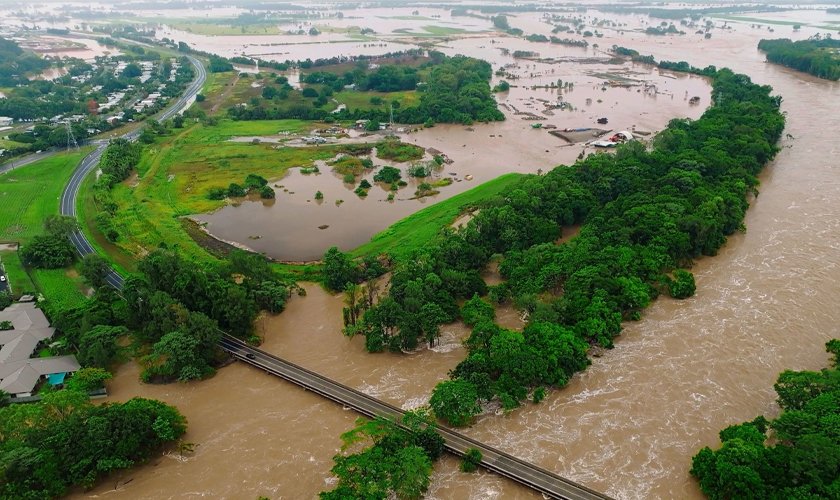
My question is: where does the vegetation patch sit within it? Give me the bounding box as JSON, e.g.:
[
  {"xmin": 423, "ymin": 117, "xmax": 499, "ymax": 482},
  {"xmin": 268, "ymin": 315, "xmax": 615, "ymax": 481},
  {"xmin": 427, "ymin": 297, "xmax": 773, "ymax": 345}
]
[
  {"xmin": 350, "ymin": 173, "xmax": 524, "ymax": 260},
  {"xmin": 0, "ymin": 149, "xmax": 91, "ymax": 244},
  {"xmin": 375, "ymin": 139, "xmax": 424, "ymax": 162},
  {"xmin": 692, "ymin": 339, "xmax": 840, "ymax": 498}
]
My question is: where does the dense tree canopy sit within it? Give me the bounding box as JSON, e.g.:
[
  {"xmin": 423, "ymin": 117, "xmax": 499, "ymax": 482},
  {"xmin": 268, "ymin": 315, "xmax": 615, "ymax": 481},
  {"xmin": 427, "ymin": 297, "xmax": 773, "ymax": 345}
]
[
  {"xmin": 758, "ymin": 36, "xmax": 840, "ymax": 81},
  {"xmin": 229, "ymin": 52, "xmax": 504, "ymax": 125},
  {"xmin": 330, "ymin": 67, "xmax": 785, "ymax": 420},
  {"xmin": 0, "ymin": 391, "xmax": 185, "ymax": 498},
  {"xmin": 692, "ymin": 340, "xmax": 840, "ymax": 498},
  {"xmin": 320, "ymin": 410, "xmax": 444, "ymax": 500}
]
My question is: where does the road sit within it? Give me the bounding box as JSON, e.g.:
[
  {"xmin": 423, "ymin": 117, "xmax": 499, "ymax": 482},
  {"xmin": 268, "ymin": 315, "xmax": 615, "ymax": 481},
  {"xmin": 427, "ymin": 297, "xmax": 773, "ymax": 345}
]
[
  {"xmin": 58, "ymin": 55, "xmax": 206, "ymax": 289},
  {"xmin": 220, "ymin": 335, "xmax": 613, "ymax": 500}
]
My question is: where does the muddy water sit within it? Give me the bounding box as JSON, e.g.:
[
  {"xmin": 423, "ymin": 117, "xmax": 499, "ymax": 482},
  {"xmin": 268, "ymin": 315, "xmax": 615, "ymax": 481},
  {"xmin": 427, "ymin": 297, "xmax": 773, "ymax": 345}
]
[
  {"xmin": 74, "ymin": 6, "xmax": 840, "ymax": 500},
  {"xmin": 196, "ymin": 36, "xmax": 709, "ymax": 260}
]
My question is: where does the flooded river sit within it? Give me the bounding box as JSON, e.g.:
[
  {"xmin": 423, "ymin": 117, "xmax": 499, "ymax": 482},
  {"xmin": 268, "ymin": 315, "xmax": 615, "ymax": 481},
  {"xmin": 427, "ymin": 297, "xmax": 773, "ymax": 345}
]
[{"xmin": 72, "ymin": 6, "xmax": 840, "ymax": 500}]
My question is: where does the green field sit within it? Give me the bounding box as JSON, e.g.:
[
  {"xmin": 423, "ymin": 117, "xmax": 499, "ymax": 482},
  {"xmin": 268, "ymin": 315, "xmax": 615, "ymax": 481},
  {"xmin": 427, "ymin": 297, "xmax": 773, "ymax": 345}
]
[
  {"xmin": 0, "ymin": 149, "xmax": 91, "ymax": 244},
  {"xmin": 30, "ymin": 267, "xmax": 88, "ymax": 310},
  {"xmin": 0, "ymin": 249, "xmax": 35, "ymax": 297},
  {"xmin": 0, "ymin": 149, "xmax": 93, "ymax": 305},
  {"xmin": 169, "ymin": 22, "xmax": 284, "ymax": 36},
  {"xmin": 90, "ymin": 121, "xmax": 357, "ymax": 267},
  {"xmin": 350, "ymin": 173, "xmax": 526, "ymax": 260},
  {"xmin": 333, "ymin": 89, "xmax": 420, "ymax": 110}
]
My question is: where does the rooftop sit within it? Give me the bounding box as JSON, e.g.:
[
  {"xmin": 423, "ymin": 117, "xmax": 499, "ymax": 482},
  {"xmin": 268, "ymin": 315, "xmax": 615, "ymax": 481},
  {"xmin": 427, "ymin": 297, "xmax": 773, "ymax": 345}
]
[{"xmin": 0, "ymin": 303, "xmax": 80, "ymax": 396}]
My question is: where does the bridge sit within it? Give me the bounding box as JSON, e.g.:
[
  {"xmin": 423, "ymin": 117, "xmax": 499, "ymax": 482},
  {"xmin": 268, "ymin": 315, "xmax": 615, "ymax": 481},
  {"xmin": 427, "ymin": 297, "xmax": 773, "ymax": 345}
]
[
  {"xmin": 220, "ymin": 335, "xmax": 612, "ymax": 500},
  {"xmin": 53, "ymin": 53, "xmax": 613, "ymax": 500}
]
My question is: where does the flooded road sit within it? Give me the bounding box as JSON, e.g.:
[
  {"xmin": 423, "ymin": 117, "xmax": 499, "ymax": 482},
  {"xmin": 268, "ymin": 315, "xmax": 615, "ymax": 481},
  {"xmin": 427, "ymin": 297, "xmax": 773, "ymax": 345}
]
[{"xmin": 71, "ymin": 6, "xmax": 840, "ymax": 500}]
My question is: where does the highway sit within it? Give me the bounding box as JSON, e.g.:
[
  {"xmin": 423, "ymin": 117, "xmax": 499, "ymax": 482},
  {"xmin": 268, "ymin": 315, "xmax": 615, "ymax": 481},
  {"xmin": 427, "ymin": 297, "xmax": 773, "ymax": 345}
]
[
  {"xmin": 58, "ymin": 55, "xmax": 206, "ymax": 289},
  {"xmin": 220, "ymin": 335, "xmax": 613, "ymax": 500}
]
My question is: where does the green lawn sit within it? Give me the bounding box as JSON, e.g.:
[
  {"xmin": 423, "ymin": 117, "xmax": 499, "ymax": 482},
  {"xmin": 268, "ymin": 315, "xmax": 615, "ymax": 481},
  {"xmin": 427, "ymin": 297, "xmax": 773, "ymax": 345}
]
[
  {"xmin": 333, "ymin": 90, "xmax": 420, "ymax": 111},
  {"xmin": 0, "ymin": 149, "xmax": 91, "ymax": 244},
  {"xmin": 350, "ymin": 173, "xmax": 526, "ymax": 260},
  {"xmin": 0, "ymin": 249, "xmax": 36, "ymax": 297}
]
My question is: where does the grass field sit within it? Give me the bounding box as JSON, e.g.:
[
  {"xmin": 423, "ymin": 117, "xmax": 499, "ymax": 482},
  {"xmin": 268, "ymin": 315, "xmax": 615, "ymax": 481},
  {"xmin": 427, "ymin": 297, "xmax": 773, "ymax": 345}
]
[
  {"xmin": 91, "ymin": 121, "xmax": 356, "ymax": 267},
  {"xmin": 169, "ymin": 22, "xmax": 284, "ymax": 36},
  {"xmin": 333, "ymin": 89, "xmax": 420, "ymax": 111},
  {"xmin": 0, "ymin": 149, "xmax": 91, "ymax": 244},
  {"xmin": 350, "ymin": 173, "xmax": 525, "ymax": 260},
  {"xmin": 0, "ymin": 249, "xmax": 35, "ymax": 297},
  {"xmin": 30, "ymin": 267, "xmax": 88, "ymax": 310}
]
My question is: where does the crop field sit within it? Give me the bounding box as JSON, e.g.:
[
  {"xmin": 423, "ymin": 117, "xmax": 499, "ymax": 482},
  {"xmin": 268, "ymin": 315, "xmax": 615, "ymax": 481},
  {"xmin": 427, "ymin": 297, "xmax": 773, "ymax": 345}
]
[{"xmin": 0, "ymin": 149, "xmax": 91, "ymax": 244}]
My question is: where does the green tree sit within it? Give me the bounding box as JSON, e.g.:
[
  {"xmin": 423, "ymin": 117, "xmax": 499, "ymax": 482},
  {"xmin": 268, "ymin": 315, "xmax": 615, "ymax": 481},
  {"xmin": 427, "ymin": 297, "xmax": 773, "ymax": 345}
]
[
  {"xmin": 66, "ymin": 367, "xmax": 112, "ymax": 392},
  {"xmin": 78, "ymin": 325, "xmax": 127, "ymax": 368},
  {"xmin": 323, "ymin": 247, "xmax": 358, "ymax": 292},
  {"xmin": 429, "ymin": 379, "xmax": 481, "ymax": 427},
  {"xmin": 79, "ymin": 254, "xmax": 110, "ymax": 289},
  {"xmin": 20, "ymin": 234, "xmax": 75, "ymax": 269},
  {"xmin": 461, "ymin": 294, "xmax": 495, "ymax": 327},
  {"xmin": 460, "ymin": 448, "xmax": 482, "ymax": 472},
  {"xmin": 669, "ymin": 269, "xmax": 696, "ymax": 299}
]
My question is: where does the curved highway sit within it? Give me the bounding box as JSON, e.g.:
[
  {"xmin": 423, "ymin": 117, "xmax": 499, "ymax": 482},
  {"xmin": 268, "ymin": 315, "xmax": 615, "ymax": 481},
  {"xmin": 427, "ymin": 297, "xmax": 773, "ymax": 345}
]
[{"xmin": 59, "ymin": 54, "xmax": 206, "ymax": 289}]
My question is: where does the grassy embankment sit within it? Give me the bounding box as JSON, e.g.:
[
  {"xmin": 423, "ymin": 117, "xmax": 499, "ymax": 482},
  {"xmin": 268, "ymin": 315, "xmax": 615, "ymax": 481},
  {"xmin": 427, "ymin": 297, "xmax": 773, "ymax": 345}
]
[
  {"xmin": 0, "ymin": 149, "xmax": 92, "ymax": 307},
  {"xmin": 350, "ymin": 172, "xmax": 525, "ymax": 261}
]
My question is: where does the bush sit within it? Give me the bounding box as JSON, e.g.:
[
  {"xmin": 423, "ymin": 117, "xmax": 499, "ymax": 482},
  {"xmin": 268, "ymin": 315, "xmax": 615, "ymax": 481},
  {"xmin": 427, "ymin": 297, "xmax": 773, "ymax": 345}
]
[
  {"xmin": 669, "ymin": 269, "xmax": 696, "ymax": 299},
  {"xmin": 227, "ymin": 183, "xmax": 247, "ymax": 197},
  {"xmin": 302, "ymin": 87, "xmax": 319, "ymax": 98},
  {"xmin": 207, "ymin": 187, "xmax": 227, "ymax": 200},
  {"xmin": 244, "ymin": 173, "xmax": 268, "ymax": 190},
  {"xmin": 460, "ymin": 448, "xmax": 483, "ymax": 472},
  {"xmin": 359, "ymin": 179, "xmax": 372, "ymax": 189},
  {"xmin": 259, "ymin": 185, "xmax": 275, "ymax": 199},
  {"xmin": 373, "ymin": 165, "xmax": 402, "ymax": 183}
]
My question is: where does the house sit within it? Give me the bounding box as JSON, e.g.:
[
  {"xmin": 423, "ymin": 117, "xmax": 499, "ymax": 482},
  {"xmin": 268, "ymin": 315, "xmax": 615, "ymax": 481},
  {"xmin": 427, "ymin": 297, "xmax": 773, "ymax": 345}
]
[
  {"xmin": 0, "ymin": 117, "xmax": 13, "ymax": 127},
  {"xmin": 0, "ymin": 303, "xmax": 80, "ymax": 399}
]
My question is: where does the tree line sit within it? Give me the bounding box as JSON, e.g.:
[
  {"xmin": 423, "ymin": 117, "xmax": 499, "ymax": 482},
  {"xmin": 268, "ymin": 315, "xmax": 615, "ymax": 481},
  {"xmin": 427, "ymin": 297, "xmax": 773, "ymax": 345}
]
[
  {"xmin": 758, "ymin": 36, "xmax": 840, "ymax": 81},
  {"xmin": 324, "ymin": 66, "xmax": 785, "ymax": 426},
  {"xmin": 692, "ymin": 339, "xmax": 840, "ymax": 498}
]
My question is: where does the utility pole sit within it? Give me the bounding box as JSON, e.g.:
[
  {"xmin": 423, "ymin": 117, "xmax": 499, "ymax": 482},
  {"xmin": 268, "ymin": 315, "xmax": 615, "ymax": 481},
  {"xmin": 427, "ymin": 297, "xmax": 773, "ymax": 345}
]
[{"xmin": 65, "ymin": 121, "xmax": 79, "ymax": 150}]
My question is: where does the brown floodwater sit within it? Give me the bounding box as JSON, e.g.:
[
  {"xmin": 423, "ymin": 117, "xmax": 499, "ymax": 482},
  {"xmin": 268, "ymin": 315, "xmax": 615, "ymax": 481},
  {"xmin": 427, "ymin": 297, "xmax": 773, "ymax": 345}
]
[
  {"xmin": 73, "ymin": 6, "xmax": 840, "ymax": 500},
  {"xmin": 195, "ymin": 35, "xmax": 710, "ymax": 261}
]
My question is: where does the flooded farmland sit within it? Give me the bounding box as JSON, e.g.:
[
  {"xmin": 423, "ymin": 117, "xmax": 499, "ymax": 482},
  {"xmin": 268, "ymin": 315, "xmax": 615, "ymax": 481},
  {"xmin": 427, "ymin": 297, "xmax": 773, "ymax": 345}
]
[
  {"xmin": 22, "ymin": 3, "xmax": 840, "ymax": 500},
  {"xmin": 193, "ymin": 36, "xmax": 711, "ymax": 261}
]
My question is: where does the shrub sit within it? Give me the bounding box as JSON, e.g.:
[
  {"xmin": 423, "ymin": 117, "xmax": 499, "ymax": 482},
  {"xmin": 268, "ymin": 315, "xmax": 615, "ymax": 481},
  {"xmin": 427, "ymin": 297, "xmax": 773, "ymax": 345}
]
[
  {"xmin": 227, "ymin": 183, "xmax": 247, "ymax": 197},
  {"xmin": 207, "ymin": 187, "xmax": 227, "ymax": 200},
  {"xmin": 373, "ymin": 166, "xmax": 402, "ymax": 184},
  {"xmin": 259, "ymin": 185, "xmax": 275, "ymax": 199},
  {"xmin": 460, "ymin": 448, "xmax": 483, "ymax": 472}
]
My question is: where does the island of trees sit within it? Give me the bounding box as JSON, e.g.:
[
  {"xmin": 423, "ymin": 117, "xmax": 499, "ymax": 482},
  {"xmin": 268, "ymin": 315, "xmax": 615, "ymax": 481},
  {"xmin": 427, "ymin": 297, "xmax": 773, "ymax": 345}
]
[
  {"xmin": 324, "ymin": 65, "xmax": 785, "ymax": 426},
  {"xmin": 227, "ymin": 51, "xmax": 504, "ymax": 125},
  {"xmin": 758, "ymin": 36, "xmax": 840, "ymax": 80},
  {"xmin": 692, "ymin": 339, "xmax": 840, "ymax": 498}
]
